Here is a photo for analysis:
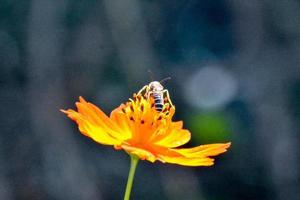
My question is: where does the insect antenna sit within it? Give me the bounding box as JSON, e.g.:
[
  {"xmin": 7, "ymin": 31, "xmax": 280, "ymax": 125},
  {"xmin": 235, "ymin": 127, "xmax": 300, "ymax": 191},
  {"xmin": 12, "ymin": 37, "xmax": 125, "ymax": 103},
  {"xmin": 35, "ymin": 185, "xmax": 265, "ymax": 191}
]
[
  {"xmin": 159, "ymin": 77, "xmax": 171, "ymax": 84},
  {"xmin": 147, "ymin": 69, "xmax": 155, "ymax": 81}
]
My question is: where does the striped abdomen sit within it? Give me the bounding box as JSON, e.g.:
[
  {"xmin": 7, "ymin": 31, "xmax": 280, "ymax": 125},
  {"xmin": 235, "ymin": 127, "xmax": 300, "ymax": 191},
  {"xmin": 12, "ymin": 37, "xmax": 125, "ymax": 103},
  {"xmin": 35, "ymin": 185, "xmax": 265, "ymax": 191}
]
[{"xmin": 152, "ymin": 92, "xmax": 164, "ymax": 112}]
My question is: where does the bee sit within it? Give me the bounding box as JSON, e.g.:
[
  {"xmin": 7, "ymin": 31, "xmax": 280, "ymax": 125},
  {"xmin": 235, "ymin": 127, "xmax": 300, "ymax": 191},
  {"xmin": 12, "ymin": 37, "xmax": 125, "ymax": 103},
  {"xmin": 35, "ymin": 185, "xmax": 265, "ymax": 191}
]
[{"xmin": 137, "ymin": 77, "xmax": 173, "ymax": 112}]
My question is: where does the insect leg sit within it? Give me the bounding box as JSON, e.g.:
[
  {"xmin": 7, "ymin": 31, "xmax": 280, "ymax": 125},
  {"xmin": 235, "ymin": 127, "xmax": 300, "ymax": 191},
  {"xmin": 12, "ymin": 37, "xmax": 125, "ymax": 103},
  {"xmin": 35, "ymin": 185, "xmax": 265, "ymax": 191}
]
[
  {"xmin": 147, "ymin": 91, "xmax": 153, "ymax": 100},
  {"xmin": 137, "ymin": 85, "xmax": 150, "ymax": 96},
  {"xmin": 162, "ymin": 89, "xmax": 174, "ymax": 108}
]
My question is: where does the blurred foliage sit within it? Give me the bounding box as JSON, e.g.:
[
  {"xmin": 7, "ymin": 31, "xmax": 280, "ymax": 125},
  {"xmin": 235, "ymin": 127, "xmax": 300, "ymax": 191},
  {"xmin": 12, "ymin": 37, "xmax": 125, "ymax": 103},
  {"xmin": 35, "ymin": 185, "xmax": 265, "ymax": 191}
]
[
  {"xmin": 188, "ymin": 112, "xmax": 232, "ymax": 144},
  {"xmin": 1, "ymin": 0, "xmax": 300, "ymax": 200}
]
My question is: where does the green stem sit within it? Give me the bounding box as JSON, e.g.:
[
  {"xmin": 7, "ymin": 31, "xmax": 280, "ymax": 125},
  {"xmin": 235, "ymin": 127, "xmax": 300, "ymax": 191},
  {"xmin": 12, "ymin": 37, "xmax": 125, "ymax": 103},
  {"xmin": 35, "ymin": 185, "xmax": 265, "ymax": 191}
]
[{"xmin": 124, "ymin": 155, "xmax": 139, "ymax": 200}]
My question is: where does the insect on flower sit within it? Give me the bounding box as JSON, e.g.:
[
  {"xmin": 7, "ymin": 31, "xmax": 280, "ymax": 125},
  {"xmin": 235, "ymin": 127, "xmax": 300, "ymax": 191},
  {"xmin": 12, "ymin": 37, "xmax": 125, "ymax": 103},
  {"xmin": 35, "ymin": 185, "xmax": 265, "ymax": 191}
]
[
  {"xmin": 137, "ymin": 77, "xmax": 173, "ymax": 112},
  {"xmin": 61, "ymin": 84, "xmax": 231, "ymax": 166}
]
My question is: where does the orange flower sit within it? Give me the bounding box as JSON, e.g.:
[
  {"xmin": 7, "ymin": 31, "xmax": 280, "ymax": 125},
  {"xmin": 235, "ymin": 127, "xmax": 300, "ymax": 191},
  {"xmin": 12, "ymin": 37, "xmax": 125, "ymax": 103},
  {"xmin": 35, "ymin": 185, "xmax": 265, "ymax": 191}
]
[{"xmin": 61, "ymin": 93, "xmax": 230, "ymax": 166}]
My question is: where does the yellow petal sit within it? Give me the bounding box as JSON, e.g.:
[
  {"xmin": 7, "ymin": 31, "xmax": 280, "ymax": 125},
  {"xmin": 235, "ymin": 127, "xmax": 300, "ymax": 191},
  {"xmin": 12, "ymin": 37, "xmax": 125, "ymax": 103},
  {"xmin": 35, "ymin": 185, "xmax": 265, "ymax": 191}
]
[
  {"xmin": 156, "ymin": 143, "xmax": 231, "ymax": 166},
  {"xmin": 110, "ymin": 105, "xmax": 133, "ymax": 140},
  {"xmin": 154, "ymin": 129, "xmax": 191, "ymax": 148},
  {"xmin": 176, "ymin": 143, "xmax": 231, "ymax": 157},
  {"xmin": 61, "ymin": 97, "xmax": 130, "ymax": 145},
  {"xmin": 121, "ymin": 144, "xmax": 156, "ymax": 162},
  {"xmin": 77, "ymin": 97, "xmax": 130, "ymax": 141},
  {"xmin": 61, "ymin": 109, "xmax": 121, "ymax": 145},
  {"xmin": 151, "ymin": 121, "xmax": 191, "ymax": 148},
  {"xmin": 158, "ymin": 155, "xmax": 215, "ymax": 166}
]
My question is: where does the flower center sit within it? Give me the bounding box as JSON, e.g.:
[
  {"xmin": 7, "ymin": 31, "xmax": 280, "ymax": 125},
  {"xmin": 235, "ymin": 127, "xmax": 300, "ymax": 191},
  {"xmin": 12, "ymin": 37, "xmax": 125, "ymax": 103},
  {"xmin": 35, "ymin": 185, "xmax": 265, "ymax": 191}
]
[{"xmin": 121, "ymin": 93, "xmax": 173, "ymax": 126}]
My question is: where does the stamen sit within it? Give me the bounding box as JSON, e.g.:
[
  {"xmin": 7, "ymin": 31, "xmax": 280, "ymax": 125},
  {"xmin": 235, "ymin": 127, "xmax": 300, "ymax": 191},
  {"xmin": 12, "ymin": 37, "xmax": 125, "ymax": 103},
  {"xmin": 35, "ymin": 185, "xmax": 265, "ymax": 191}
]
[
  {"xmin": 162, "ymin": 107, "xmax": 168, "ymax": 112},
  {"xmin": 121, "ymin": 108, "xmax": 126, "ymax": 113},
  {"xmin": 141, "ymin": 104, "xmax": 144, "ymax": 112},
  {"xmin": 141, "ymin": 120, "xmax": 145, "ymax": 124},
  {"xmin": 130, "ymin": 105, "xmax": 134, "ymax": 112},
  {"xmin": 130, "ymin": 116, "xmax": 135, "ymax": 121},
  {"xmin": 157, "ymin": 116, "xmax": 162, "ymax": 120}
]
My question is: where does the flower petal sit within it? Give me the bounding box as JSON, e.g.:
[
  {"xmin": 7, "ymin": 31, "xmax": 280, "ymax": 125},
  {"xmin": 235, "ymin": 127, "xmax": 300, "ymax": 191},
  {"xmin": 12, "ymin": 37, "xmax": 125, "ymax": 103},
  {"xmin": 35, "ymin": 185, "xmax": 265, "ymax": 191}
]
[
  {"xmin": 77, "ymin": 97, "xmax": 130, "ymax": 141},
  {"xmin": 157, "ymin": 143, "xmax": 231, "ymax": 166},
  {"xmin": 62, "ymin": 109, "xmax": 121, "ymax": 145},
  {"xmin": 154, "ymin": 129, "xmax": 191, "ymax": 148},
  {"xmin": 110, "ymin": 105, "xmax": 133, "ymax": 140},
  {"xmin": 151, "ymin": 121, "xmax": 191, "ymax": 148},
  {"xmin": 61, "ymin": 97, "xmax": 129, "ymax": 145},
  {"xmin": 158, "ymin": 155, "xmax": 215, "ymax": 166},
  {"xmin": 176, "ymin": 143, "xmax": 231, "ymax": 157},
  {"xmin": 121, "ymin": 144, "xmax": 156, "ymax": 162}
]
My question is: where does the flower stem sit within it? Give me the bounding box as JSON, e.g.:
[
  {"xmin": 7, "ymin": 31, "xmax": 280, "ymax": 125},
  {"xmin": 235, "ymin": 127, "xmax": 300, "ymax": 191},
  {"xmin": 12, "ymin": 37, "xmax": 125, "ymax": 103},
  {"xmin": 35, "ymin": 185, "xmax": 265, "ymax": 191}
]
[{"xmin": 123, "ymin": 155, "xmax": 139, "ymax": 200}]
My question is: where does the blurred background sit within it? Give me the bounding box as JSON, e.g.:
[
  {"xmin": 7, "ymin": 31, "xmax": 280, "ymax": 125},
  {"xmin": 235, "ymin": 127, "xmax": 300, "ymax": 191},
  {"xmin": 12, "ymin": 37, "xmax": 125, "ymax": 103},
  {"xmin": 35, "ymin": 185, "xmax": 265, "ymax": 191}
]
[{"xmin": 1, "ymin": 0, "xmax": 300, "ymax": 199}]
